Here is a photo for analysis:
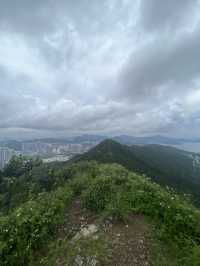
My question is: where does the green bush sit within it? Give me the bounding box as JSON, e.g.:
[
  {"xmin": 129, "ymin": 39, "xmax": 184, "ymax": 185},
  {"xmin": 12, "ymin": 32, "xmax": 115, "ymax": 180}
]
[
  {"xmin": 104, "ymin": 191, "xmax": 132, "ymax": 221},
  {"xmin": 1, "ymin": 160, "xmax": 200, "ymax": 266},
  {"xmin": 0, "ymin": 185, "xmax": 73, "ymax": 266},
  {"xmin": 83, "ymin": 176, "xmax": 114, "ymax": 212},
  {"xmin": 80, "ymin": 163, "xmax": 200, "ymax": 265},
  {"xmin": 190, "ymin": 245, "xmax": 200, "ymax": 266}
]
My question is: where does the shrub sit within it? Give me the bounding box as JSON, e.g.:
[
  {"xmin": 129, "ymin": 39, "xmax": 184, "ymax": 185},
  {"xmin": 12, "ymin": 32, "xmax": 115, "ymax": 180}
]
[
  {"xmin": 80, "ymin": 163, "xmax": 200, "ymax": 265},
  {"xmin": 191, "ymin": 245, "xmax": 200, "ymax": 266},
  {"xmin": 83, "ymin": 175, "xmax": 115, "ymax": 212},
  {"xmin": 0, "ymin": 186, "xmax": 73, "ymax": 266}
]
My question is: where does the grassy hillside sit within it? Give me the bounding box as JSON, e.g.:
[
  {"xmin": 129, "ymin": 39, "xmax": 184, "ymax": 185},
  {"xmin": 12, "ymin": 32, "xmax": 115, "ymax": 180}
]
[
  {"xmin": 1, "ymin": 160, "xmax": 200, "ymax": 265},
  {"xmin": 70, "ymin": 139, "xmax": 149, "ymax": 171},
  {"xmin": 130, "ymin": 144, "xmax": 200, "ymax": 191},
  {"xmin": 71, "ymin": 139, "xmax": 200, "ymax": 203}
]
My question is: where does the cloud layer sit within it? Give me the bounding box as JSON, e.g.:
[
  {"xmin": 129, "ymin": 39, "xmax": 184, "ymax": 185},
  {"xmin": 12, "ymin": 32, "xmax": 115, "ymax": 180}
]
[{"xmin": 0, "ymin": 0, "xmax": 200, "ymax": 139}]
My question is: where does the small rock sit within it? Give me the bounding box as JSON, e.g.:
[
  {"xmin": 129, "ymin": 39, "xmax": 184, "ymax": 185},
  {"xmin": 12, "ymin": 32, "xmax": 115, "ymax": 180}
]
[
  {"xmin": 75, "ymin": 255, "xmax": 84, "ymax": 266},
  {"xmin": 73, "ymin": 232, "xmax": 82, "ymax": 241},
  {"xmin": 81, "ymin": 224, "xmax": 98, "ymax": 237},
  {"xmin": 92, "ymin": 234, "xmax": 99, "ymax": 240},
  {"xmin": 107, "ymin": 216, "xmax": 113, "ymax": 222},
  {"xmin": 139, "ymin": 239, "xmax": 144, "ymax": 245},
  {"xmin": 139, "ymin": 254, "xmax": 145, "ymax": 260},
  {"xmin": 87, "ymin": 257, "xmax": 98, "ymax": 266},
  {"xmin": 73, "ymin": 224, "xmax": 98, "ymax": 240}
]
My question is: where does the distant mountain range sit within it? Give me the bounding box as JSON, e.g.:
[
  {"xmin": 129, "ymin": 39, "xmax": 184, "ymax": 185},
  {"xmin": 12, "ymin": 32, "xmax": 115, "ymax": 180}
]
[
  {"xmin": 113, "ymin": 135, "xmax": 195, "ymax": 145},
  {"xmin": 1, "ymin": 134, "xmax": 200, "ymax": 151},
  {"xmin": 70, "ymin": 139, "xmax": 200, "ymax": 204}
]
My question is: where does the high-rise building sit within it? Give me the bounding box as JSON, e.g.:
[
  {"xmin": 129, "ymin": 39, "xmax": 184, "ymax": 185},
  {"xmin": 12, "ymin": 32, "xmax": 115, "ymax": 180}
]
[{"xmin": 0, "ymin": 148, "xmax": 14, "ymax": 169}]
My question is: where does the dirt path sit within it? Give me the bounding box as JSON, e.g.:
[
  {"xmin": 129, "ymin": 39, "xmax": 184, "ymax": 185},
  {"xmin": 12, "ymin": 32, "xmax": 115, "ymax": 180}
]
[
  {"xmin": 55, "ymin": 199, "xmax": 152, "ymax": 266},
  {"xmin": 103, "ymin": 215, "xmax": 151, "ymax": 266},
  {"xmin": 57, "ymin": 198, "xmax": 98, "ymax": 239}
]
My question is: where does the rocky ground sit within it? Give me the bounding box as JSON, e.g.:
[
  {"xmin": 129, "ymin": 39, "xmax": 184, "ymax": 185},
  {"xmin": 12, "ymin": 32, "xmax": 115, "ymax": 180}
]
[{"xmin": 52, "ymin": 199, "xmax": 152, "ymax": 266}]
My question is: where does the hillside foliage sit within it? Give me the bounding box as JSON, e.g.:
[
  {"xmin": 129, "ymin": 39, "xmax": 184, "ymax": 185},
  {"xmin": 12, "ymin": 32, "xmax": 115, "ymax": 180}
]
[
  {"xmin": 0, "ymin": 158, "xmax": 200, "ymax": 265},
  {"xmin": 71, "ymin": 139, "xmax": 200, "ymax": 204}
]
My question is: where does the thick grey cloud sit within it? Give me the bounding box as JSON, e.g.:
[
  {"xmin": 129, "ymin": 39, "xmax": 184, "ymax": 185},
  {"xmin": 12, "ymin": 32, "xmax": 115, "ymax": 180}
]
[
  {"xmin": 139, "ymin": 0, "xmax": 199, "ymax": 31},
  {"xmin": 0, "ymin": 0, "xmax": 57, "ymax": 36},
  {"xmin": 0, "ymin": 0, "xmax": 200, "ymax": 139},
  {"xmin": 118, "ymin": 29, "xmax": 200, "ymax": 101}
]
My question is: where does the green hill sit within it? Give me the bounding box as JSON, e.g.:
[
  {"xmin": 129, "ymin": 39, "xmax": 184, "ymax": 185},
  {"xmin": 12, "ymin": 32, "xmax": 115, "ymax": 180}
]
[
  {"xmin": 1, "ymin": 159, "xmax": 200, "ymax": 265},
  {"xmin": 69, "ymin": 139, "xmax": 148, "ymax": 171},
  {"xmin": 71, "ymin": 139, "xmax": 200, "ymax": 203}
]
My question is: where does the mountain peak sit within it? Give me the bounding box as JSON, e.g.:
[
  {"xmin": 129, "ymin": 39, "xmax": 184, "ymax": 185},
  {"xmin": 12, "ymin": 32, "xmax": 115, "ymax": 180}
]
[{"xmin": 70, "ymin": 139, "xmax": 200, "ymax": 203}]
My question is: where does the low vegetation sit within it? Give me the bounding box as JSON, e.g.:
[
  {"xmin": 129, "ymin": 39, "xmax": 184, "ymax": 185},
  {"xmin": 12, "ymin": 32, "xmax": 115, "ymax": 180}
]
[
  {"xmin": 0, "ymin": 158, "xmax": 200, "ymax": 265},
  {"xmin": 0, "ymin": 185, "xmax": 73, "ymax": 265},
  {"xmin": 72, "ymin": 139, "xmax": 200, "ymax": 204}
]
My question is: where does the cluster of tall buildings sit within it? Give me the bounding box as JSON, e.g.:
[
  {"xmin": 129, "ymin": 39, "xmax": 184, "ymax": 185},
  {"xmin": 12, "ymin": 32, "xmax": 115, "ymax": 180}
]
[
  {"xmin": 0, "ymin": 140, "xmax": 97, "ymax": 167},
  {"xmin": 0, "ymin": 147, "xmax": 14, "ymax": 169},
  {"xmin": 22, "ymin": 142, "xmax": 52, "ymax": 155},
  {"xmin": 21, "ymin": 142, "xmax": 94, "ymax": 156}
]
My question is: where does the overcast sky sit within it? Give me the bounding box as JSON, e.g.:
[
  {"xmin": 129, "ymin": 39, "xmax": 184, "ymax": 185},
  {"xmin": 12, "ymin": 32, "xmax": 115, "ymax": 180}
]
[{"xmin": 0, "ymin": 0, "xmax": 200, "ymax": 139}]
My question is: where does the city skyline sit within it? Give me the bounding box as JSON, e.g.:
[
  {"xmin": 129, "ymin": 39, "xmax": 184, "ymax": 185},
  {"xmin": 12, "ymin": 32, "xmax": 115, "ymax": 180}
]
[{"xmin": 0, "ymin": 147, "xmax": 14, "ymax": 169}]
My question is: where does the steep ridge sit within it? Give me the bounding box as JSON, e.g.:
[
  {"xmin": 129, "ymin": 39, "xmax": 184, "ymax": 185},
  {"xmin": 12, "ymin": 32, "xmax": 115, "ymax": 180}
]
[
  {"xmin": 1, "ymin": 160, "xmax": 200, "ymax": 265},
  {"xmin": 71, "ymin": 139, "xmax": 200, "ymax": 203},
  {"xmin": 69, "ymin": 139, "xmax": 150, "ymax": 172}
]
